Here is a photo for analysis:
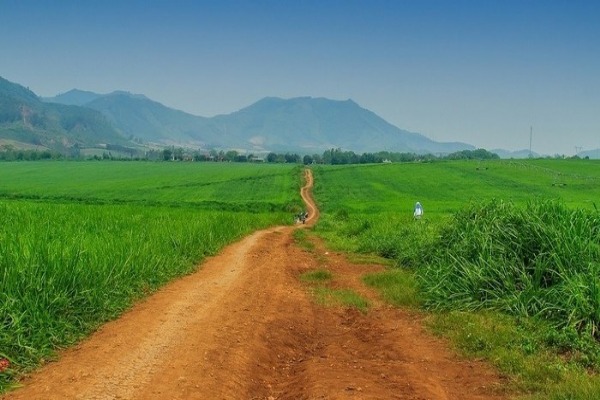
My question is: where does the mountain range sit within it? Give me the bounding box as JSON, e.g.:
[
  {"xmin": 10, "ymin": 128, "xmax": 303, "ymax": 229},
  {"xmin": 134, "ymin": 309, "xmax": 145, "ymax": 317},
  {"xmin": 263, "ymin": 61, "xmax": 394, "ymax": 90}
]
[
  {"xmin": 2, "ymin": 75, "xmax": 565, "ymax": 157},
  {"xmin": 44, "ymin": 88, "xmax": 474, "ymax": 154},
  {"xmin": 47, "ymin": 90, "xmax": 224, "ymax": 147},
  {"xmin": 0, "ymin": 77, "xmax": 128, "ymax": 151}
]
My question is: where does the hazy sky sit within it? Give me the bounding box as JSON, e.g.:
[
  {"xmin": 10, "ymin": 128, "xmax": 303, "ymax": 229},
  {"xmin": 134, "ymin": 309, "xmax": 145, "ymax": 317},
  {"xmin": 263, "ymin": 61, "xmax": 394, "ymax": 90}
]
[{"xmin": 1, "ymin": 0, "xmax": 599, "ymax": 155}]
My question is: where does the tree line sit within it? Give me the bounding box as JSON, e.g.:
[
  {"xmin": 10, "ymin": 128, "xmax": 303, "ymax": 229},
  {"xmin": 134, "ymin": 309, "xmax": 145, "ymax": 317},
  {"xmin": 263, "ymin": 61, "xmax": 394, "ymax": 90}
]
[
  {"xmin": 0, "ymin": 144, "xmax": 501, "ymax": 163},
  {"xmin": 0, "ymin": 146, "xmax": 60, "ymax": 161},
  {"xmin": 151, "ymin": 147, "xmax": 501, "ymax": 164}
]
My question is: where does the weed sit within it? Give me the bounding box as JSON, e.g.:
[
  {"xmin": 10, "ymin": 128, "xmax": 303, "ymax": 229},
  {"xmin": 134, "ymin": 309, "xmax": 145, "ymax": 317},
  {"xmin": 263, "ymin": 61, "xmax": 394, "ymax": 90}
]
[
  {"xmin": 312, "ymin": 287, "xmax": 370, "ymax": 312},
  {"xmin": 293, "ymin": 229, "xmax": 316, "ymax": 252},
  {"xmin": 300, "ymin": 269, "xmax": 332, "ymax": 283},
  {"xmin": 363, "ymin": 269, "xmax": 421, "ymax": 308}
]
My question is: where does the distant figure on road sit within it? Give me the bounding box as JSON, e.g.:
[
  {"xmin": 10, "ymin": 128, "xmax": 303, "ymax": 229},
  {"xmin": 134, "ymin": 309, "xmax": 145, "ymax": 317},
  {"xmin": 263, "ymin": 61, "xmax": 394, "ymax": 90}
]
[
  {"xmin": 300, "ymin": 211, "xmax": 308, "ymax": 224},
  {"xmin": 414, "ymin": 202, "xmax": 423, "ymax": 219},
  {"xmin": 295, "ymin": 211, "xmax": 308, "ymax": 224}
]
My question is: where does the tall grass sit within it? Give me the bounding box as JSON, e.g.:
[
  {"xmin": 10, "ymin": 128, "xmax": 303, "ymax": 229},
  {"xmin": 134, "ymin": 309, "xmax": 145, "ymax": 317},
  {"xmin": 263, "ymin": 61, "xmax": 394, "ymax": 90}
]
[
  {"xmin": 418, "ymin": 200, "xmax": 600, "ymax": 337},
  {"xmin": 314, "ymin": 211, "xmax": 439, "ymax": 267},
  {"xmin": 0, "ymin": 200, "xmax": 288, "ymax": 387}
]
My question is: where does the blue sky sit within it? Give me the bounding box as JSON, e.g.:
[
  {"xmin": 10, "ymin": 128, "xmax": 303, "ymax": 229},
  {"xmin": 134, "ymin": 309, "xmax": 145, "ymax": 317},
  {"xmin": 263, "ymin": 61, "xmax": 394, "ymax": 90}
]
[{"xmin": 1, "ymin": 0, "xmax": 599, "ymax": 155}]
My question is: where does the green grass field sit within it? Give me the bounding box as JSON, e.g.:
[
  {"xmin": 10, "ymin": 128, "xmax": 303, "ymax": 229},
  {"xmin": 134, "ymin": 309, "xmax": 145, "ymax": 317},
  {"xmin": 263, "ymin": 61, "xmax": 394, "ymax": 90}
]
[
  {"xmin": 312, "ymin": 158, "xmax": 600, "ymax": 399},
  {"xmin": 0, "ymin": 161, "xmax": 301, "ymax": 390},
  {"xmin": 3, "ymin": 158, "xmax": 600, "ymax": 397},
  {"xmin": 0, "ymin": 162, "xmax": 301, "ymax": 211},
  {"xmin": 312, "ymin": 159, "xmax": 600, "ymax": 217}
]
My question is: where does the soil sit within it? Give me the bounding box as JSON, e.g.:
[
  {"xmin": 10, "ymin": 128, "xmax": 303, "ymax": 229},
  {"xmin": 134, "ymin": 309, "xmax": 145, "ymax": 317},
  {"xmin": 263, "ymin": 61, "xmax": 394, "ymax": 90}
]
[{"xmin": 2, "ymin": 169, "xmax": 509, "ymax": 400}]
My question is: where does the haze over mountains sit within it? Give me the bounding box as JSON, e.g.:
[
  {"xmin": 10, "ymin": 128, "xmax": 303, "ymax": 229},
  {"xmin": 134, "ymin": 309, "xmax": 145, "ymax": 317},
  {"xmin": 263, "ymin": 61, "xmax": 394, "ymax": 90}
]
[
  {"xmin": 2, "ymin": 75, "xmax": 578, "ymax": 158},
  {"xmin": 48, "ymin": 90, "xmax": 224, "ymax": 147},
  {"xmin": 44, "ymin": 87, "xmax": 474, "ymax": 154},
  {"xmin": 0, "ymin": 77, "xmax": 128, "ymax": 152}
]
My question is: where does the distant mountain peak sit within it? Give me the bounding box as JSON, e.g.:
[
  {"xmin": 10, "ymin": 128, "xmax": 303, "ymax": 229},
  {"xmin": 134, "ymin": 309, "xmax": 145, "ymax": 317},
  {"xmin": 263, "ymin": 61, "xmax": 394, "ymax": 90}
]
[
  {"xmin": 0, "ymin": 75, "xmax": 40, "ymax": 103},
  {"xmin": 43, "ymin": 89, "xmax": 101, "ymax": 106},
  {"xmin": 0, "ymin": 77, "xmax": 127, "ymax": 150},
  {"xmin": 58, "ymin": 88, "xmax": 98, "ymax": 96},
  {"xmin": 106, "ymin": 91, "xmax": 149, "ymax": 100},
  {"xmin": 44, "ymin": 89, "xmax": 150, "ymax": 107},
  {"xmin": 209, "ymin": 96, "xmax": 473, "ymax": 154}
]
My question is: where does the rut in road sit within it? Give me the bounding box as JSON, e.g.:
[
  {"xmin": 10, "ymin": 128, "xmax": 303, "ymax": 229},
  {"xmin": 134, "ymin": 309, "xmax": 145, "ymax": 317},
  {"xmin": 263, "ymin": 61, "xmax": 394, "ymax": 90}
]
[{"xmin": 2, "ymin": 169, "xmax": 508, "ymax": 400}]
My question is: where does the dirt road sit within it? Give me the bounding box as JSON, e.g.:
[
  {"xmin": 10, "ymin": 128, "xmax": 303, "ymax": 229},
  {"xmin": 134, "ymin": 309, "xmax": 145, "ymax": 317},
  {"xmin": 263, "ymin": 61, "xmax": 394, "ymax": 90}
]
[{"xmin": 2, "ymin": 169, "xmax": 508, "ymax": 400}]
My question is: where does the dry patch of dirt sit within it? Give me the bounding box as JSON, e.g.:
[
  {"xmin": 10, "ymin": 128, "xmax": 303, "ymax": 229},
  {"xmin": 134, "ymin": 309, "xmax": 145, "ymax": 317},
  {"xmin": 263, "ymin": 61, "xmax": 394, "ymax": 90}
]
[{"xmin": 2, "ymin": 170, "xmax": 508, "ymax": 400}]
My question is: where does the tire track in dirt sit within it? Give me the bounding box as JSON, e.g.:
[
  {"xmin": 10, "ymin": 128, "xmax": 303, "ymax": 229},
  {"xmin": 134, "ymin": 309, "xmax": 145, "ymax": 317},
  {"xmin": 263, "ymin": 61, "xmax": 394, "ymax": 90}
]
[{"xmin": 2, "ymin": 169, "xmax": 509, "ymax": 400}]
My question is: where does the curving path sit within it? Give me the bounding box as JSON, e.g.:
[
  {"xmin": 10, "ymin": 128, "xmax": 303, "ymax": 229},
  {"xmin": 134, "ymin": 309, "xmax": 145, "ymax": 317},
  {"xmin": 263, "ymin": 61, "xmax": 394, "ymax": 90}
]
[{"xmin": 2, "ymin": 169, "xmax": 508, "ymax": 400}]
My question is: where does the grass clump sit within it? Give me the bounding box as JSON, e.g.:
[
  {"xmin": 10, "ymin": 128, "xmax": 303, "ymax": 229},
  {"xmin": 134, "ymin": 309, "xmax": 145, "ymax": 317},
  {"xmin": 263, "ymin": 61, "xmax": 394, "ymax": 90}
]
[
  {"xmin": 312, "ymin": 287, "xmax": 370, "ymax": 312},
  {"xmin": 300, "ymin": 268, "xmax": 369, "ymax": 312},
  {"xmin": 346, "ymin": 253, "xmax": 394, "ymax": 266},
  {"xmin": 293, "ymin": 229, "xmax": 316, "ymax": 252},
  {"xmin": 363, "ymin": 269, "xmax": 421, "ymax": 308},
  {"xmin": 300, "ymin": 269, "xmax": 332, "ymax": 283}
]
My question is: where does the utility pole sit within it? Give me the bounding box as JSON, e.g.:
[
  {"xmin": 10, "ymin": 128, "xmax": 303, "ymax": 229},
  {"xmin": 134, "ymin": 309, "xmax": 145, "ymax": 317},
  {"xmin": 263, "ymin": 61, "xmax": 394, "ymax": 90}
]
[{"xmin": 529, "ymin": 126, "xmax": 533, "ymax": 158}]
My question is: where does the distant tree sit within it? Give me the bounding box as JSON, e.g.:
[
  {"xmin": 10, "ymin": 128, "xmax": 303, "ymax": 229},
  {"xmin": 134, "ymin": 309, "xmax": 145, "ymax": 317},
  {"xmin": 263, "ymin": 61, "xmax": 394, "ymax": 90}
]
[
  {"xmin": 173, "ymin": 147, "xmax": 184, "ymax": 161},
  {"xmin": 284, "ymin": 153, "xmax": 300, "ymax": 163},
  {"xmin": 446, "ymin": 149, "xmax": 499, "ymax": 160},
  {"xmin": 323, "ymin": 148, "xmax": 359, "ymax": 165},
  {"xmin": 303, "ymin": 155, "xmax": 313, "ymax": 165},
  {"xmin": 193, "ymin": 151, "xmax": 208, "ymax": 161},
  {"xmin": 69, "ymin": 144, "xmax": 81, "ymax": 159},
  {"xmin": 311, "ymin": 153, "xmax": 323, "ymax": 164},
  {"xmin": 162, "ymin": 148, "xmax": 173, "ymax": 161},
  {"xmin": 145, "ymin": 149, "xmax": 161, "ymax": 161},
  {"xmin": 225, "ymin": 150, "xmax": 238, "ymax": 162},
  {"xmin": 266, "ymin": 152, "xmax": 278, "ymax": 163},
  {"xmin": 359, "ymin": 153, "xmax": 379, "ymax": 164}
]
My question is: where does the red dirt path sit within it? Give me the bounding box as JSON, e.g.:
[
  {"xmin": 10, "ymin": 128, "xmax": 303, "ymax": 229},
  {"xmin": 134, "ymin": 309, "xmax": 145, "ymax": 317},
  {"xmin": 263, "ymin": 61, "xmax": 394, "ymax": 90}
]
[{"xmin": 2, "ymin": 169, "xmax": 509, "ymax": 400}]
